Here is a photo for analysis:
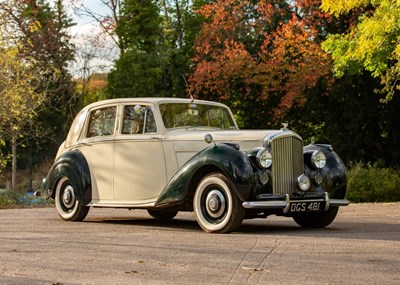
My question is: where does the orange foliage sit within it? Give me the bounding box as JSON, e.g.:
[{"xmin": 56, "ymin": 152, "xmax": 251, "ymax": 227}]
[
  {"xmin": 87, "ymin": 79, "xmax": 107, "ymax": 92},
  {"xmin": 189, "ymin": 0, "xmax": 332, "ymax": 119}
]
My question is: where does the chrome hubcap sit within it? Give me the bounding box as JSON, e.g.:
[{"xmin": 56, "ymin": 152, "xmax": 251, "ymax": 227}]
[
  {"xmin": 205, "ymin": 190, "xmax": 226, "ymax": 218},
  {"xmin": 62, "ymin": 185, "xmax": 75, "ymax": 208}
]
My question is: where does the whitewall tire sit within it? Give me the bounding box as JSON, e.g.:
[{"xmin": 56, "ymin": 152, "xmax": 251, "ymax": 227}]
[
  {"xmin": 55, "ymin": 176, "xmax": 89, "ymax": 221},
  {"xmin": 193, "ymin": 173, "xmax": 245, "ymax": 233}
]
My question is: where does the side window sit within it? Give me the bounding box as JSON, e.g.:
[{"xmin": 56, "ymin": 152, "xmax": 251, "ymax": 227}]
[
  {"xmin": 86, "ymin": 106, "xmax": 117, "ymax": 138},
  {"xmin": 122, "ymin": 105, "xmax": 157, "ymax": 134}
]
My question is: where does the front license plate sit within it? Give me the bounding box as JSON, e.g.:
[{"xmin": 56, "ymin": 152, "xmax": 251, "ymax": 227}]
[{"xmin": 289, "ymin": 201, "xmax": 323, "ymax": 213}]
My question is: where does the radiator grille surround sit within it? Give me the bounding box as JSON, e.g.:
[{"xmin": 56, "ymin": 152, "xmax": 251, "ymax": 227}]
[{"xmin": 267, "ymin": 132, "xmax": 304, "ymax": 195}]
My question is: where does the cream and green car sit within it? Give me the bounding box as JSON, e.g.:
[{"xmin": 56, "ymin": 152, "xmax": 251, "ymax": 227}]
[{"xmin": 37, "ymin": 98, "xmax": 349, "ymax": 233}]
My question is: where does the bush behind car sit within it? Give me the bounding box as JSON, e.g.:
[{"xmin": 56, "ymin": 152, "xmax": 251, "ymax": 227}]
[
  {"xmin": 347, "ymin": 163, "xmax": 400, "ymax": 202},
  {"xmin": 0, "ymin": 190, "xmax": 52, "ymax": 209}
]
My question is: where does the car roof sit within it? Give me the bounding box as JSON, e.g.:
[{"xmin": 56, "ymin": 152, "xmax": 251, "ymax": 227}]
[{"xmin": 82, "ymin": 97, "xmax": 229, "ymax": 110}]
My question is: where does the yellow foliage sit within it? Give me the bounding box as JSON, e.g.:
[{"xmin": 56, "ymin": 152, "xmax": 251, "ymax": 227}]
[
  {"xmin": 395, "ymin": 42, "xmax": 400, "ymax": 57},
  {"xmin": 321, "ymin": 0, "xmax": 371, "ymax": 16},
  {"xmin": 0, "ymin": 47, "xmax": 45, "ymax": 141},
  {"xmin": 28, "ymin": 20, "xmax": 42, "ymax": 33},
  {"xmin": 322, "ymin": 0, "xmax": 400, "ymax": 99}
]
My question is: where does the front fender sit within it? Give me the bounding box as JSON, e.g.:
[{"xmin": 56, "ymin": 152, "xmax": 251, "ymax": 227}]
[
  {"xmin": 43, "ymin": 150, "xmax": 91, "ymax": 205},
  {"xmin": 155, "ymin": 144, "xmax": 255, "ymax": 207},
  {"xmin": 304, "ymin": 144, "xmax": 347, "ymax": 199}
]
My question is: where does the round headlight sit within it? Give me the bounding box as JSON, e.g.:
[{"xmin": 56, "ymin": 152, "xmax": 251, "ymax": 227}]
[
  {"xmin": 297, "ymin": 174, "xmax": 311, "ymax": 192},
  {"xmin": 257, "ymin": 148, "xmax": 272, "ymax": 168},
  {"xmin": 311, "ymin": 150, "xmax": 326, "ymax": 169}
]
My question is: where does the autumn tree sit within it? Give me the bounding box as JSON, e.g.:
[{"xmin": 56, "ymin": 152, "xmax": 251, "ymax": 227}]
[
  {"xmin": 321, "ymin": 0, "xmax": 400, "ymax": 100},
  {"xmin": 0, "ymin": 48, "xmax": 46, "ymax": 191},
  {"xmin": 0, "ymin": 0, "xmax": 77, "ymax": 161},
  {"xmin": 189, "ymin": 0, "xmax": 333, "ymax": 127},
  {"xmin": 75, "ymin": 73, "xmax": 108, "ymax": 106}
]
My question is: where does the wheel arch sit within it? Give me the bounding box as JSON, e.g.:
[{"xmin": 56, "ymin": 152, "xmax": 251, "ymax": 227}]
[
  {"xmin": 155, "ymin": 143, "xmax": 255, "ymax": 208},
  {"xmin": 44, "ymin": 149, "xmax": 92, "ymax": 205},
  {"xmin": 304, "ymin": 144, "xmax": 347, "ymax": 199},
  {"xmin": 186, "ymin": 164, "xmax": 223, "ymax": 202}
]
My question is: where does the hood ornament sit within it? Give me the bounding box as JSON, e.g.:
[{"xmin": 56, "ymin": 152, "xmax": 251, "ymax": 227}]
[{"xmin": 281, "ymin": 122, "xmax": 289, "ymax": 130}]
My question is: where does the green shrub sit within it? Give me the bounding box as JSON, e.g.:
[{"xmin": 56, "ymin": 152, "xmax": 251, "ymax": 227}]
[{"xmin": 347, "ymin": 163, "xmax": 400, "ymax": 202}]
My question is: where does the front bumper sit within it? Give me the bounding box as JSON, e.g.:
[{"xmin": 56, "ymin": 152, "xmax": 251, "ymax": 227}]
[{"xmin": 242, "ymin": 192, "xmax": 349, "ymax": 213}]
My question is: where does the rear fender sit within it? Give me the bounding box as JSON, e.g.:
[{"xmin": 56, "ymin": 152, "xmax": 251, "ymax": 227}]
[{"xmin": 43, "ymin": 150, "xmax": 91, "ymax": 205}]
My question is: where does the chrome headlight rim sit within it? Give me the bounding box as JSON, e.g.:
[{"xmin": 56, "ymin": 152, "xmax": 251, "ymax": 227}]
[
  {"xmin": 311, "ymin": 150, "xmax": 326, "ymax": 169},
  {"xmin": 256, "ymin": 148, "xmax": 272, "ymax": 169}
]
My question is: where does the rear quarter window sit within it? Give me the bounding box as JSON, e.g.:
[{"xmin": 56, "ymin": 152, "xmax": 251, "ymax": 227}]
[{"xmin": 86, "ymin": 106, "xmax": 117, "ymax": 138}]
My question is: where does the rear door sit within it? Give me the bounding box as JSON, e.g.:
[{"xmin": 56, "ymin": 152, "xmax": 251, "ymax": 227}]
[{"xmin": 78, "ymin": 105, "xmax": 117, "ymax": 203}]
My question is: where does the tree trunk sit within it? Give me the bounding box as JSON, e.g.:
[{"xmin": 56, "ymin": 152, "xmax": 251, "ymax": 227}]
[{"xmin": 11, "ymin": 137, "xmax": 17, "ymax": 192}]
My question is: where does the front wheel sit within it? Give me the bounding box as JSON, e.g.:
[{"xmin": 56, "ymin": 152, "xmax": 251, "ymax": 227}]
[
  {"xmin": 292, "ymin": 207, "xmax": 339, "ymax": 228},
  {"xmin": 193, "ymin": 173, "xmax": 245, "ymax": 233},
  {"xmin": 55, "ymin": 176, "xmax": 89, "ymax": 221}
]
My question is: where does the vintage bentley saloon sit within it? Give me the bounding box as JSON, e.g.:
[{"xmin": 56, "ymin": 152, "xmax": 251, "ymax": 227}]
[{"xmin": 38, "ymin": 98, "xmax": 349, "ymax": 233}]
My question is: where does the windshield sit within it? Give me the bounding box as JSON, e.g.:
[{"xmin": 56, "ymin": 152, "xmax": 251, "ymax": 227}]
[{"xmin": 159, "ymin": 103, "xmax": 237, "ymax": 130}]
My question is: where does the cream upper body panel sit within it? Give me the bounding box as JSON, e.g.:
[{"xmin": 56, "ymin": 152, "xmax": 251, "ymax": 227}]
[
  {"xmin": 55, "ymin": 98, "xmax": 279, "ymax": 206},
  {"xmin": 163, "ymin": 129, "xmax": 277, "ymax": 170}
]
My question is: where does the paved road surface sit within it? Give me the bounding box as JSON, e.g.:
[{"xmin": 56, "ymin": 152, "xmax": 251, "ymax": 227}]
[{"xmin": 0, "ymin": 203, "xmax": 399, "ymax": 285}]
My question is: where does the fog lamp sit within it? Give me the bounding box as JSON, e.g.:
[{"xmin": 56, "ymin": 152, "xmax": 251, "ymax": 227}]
[
  {"xmin": 259, "ymin": 170, "xmax": 269, "ymax": 185},
  {"xmin": 314, "ymin": 173, "xmax": 323, "ymax": 185},
  {"xmin": 297, "ymin": 174, "xmax": 311, "ymax": 192}
]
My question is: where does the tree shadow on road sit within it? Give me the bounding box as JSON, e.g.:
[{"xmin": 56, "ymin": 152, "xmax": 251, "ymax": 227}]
[
  {"xmin": 83, "ymin": 214, "xmax": 400, "ymax": 241},
  {"xmin": 238, "ymin": 219, "xmax": 400, "ymax": 241}
]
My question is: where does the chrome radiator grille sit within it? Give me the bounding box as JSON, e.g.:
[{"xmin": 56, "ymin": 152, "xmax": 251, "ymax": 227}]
[{"xmin": 270, "ymin": 134, "xmax": 303, "ymax": 194}]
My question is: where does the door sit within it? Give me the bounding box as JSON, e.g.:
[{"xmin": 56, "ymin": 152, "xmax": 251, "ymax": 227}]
[
  {"xmin": 113, "ymin": 105, "xmax": 167, "ymax": 205},
  {"xmin": 78, "ymin": 105, "xmax": 116, "ymax": 202}
]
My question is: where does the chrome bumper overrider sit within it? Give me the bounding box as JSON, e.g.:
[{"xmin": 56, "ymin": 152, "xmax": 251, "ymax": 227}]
[{"xmin": 242, "ymin": 192, "xmax": 349, "ymax": 213}]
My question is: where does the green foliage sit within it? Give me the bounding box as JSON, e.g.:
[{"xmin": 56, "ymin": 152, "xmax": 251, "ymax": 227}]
[
  {"xmin": 282, "ymin": 73, "xmax": 400, "ymax": 166},
  {"xmin": 322, "ymin": 0, "xmax": 400, "ymax": 99},
  {"xmin": 107, "ymin": 50, "xmax": 165, "ymax": 98},
  {"xmin": 106, "ymin": 0, "xmax": 203, "ymax": 99},
  {"xmin": 116, "ymin": 0, "xmax": 162, "ymax": 53},
  {"xmin": 0, "ymin": 190, "xmax": 51, "ymax": 209},
  {"xmin": 347, "ymin": 163, "xmax": 400, "ymax": 202}
]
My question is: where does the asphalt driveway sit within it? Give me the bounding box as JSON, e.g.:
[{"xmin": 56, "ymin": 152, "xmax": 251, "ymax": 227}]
[{"xmin": 0, "ymin": 203, "xmax": 399, "ymax": 284}]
